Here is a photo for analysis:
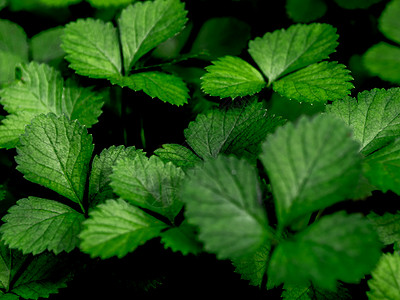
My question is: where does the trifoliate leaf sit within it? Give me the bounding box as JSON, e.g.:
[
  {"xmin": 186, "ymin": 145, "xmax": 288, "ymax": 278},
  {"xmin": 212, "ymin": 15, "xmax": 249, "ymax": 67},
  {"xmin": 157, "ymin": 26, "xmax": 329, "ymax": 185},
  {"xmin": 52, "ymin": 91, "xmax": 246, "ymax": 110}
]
[
  {"xmin": 260, "ymin": 114, "xmax": 362, "ymax": 227},
  {"xmin": 79, "ymin": 199, "xmax": 168, "ymax": 259},
  {"xmin": 117, "ymin": 71, "xmax": 189, "ymax": 106},
  {"xmin": 87, "ymin": 0, "xmax": 135, "ymax": 8},
  {"xmin": 282, "ymin": 283, "xmax": 351, "ymax": 299},
  {"xmin": 0, "ymin": 19, "xmax": 28, "ymax": 84},
  {"xmin": 232, "ymin": 243, "xmax": 271, "ymax": 287},
  {"xmin": 248, "ymin": 23, "xmax": 338, "ymax": 84},
  {"xmin": 272, "ymin": 61, "xmax": 354, "ymax": 103},
  {"xmin": 88, "ymin": 145, "xmax": 145, "ymax": 206},
  {"xmin": 110, "ymin": 155, "xmax": 185, "ymax": 222},
  {"xmin": 379, "ymin": 0, "xmax": 400, "ymax": 44},
  {"xmin": 363, "ymin": 138, "xmax": 400, "ymax": 195},
  {"xmin": 286, "ymin": 0, "xmax": 327, "ymax": 23},
  {"xmin": 154, "ymin": 144, "xmax": 202, "ymax": 170},
  {"xmin": 182, "ymin": 156, "xmax": 272, "ymax": 259},
  {"xmin": 118, "ymin": 0, "xmax": 188, "ymax": 72},
  {"xmin": 268, "ymin": 212, "xmax": 382, "ymax": 290},
  {"xmin": 0, "ymin": 197, "xmax": 84, "ymax": 255},
  {"xmin": 368, "ymin": 211, "xmax": 400, "ymax": 245},
  {"xmin": 327, "ymin": 88, "xmax": 400, "ymax": 156},
  {"xmin": 189, "ymin": 17, "xmax": 251, "ymax": 60},
  {"xmin": 160, "ymin": 220, "xmax": 202, "ymax": 255},
  {"xmin": 184, "ymin": 99, "xmax": 285, "ymax": 161},
  {"xmin": 201, "ymin": 56, "xmax": 266, "ymax": 99},
  {"xmin": 363, "ymin": 42, "xmax": 400, "ymax": 84},
  {"xmin": 15, "ymin": 114, "xmax": 94, "ymax": 208},
  {"xmin": 367, "ymin": 253, "xmax": 400, "ymax": 299},
  {"xmin": 334, "ymin": 0, "xmax": 383, "ymax": 9},
  {"xmin": 62, "ymin": 18, "xmax": 122, "ymax": 79},
  {"xmin": 30, "ymin": 27, "xmax": 65, "ymax": 66},
  {"xmin": 0, "ymin": 62, "xmax": 104, "ymax": 149}
]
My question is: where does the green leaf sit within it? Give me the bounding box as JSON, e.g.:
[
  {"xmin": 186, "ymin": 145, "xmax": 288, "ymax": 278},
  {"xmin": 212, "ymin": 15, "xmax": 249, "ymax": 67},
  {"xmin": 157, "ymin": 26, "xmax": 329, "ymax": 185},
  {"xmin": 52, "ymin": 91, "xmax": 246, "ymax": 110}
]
[
  {"xmin": 118, "ymin": 0, "xmax": 188, "ymax": 72},
  {"xmin": 110, "ymin": 155, "xmax": 185, "ymax": 222},
  {"xmin": 282, "ymin": 283, "xmax": 351, "ymax": 299},
  {"xmin": 379, "ymin": 0, "xmax": 400, "ymax": 44},
  {"xmin": 232, "ymin": 244, "xmax": 271, "ymax": 287},
  {"xmin": 0, "ymin": 62, "xmax": 104, "ymax": 149},
  {"xmin": 363, "ymin": 42, "xmax": 400, "ymax": 84},
  {"xmin": 248, "ymin": 23, "xmax": 338, "ymax": 84},
  {"xmin": 363, "ymin": 138, "xmax": 400, "ymax": 195},
  {"xmin": 115, "ymin": 71, "xmax": 189, "ymax": 106},
  {"xmin": 30, "ymin": 27, "xmax": 65, "ymax": 66},
  {"xmin": 327, "ymin": 88, "xmax": 400, "ymax": 156},
  {"xmin": 37, "ymin": 0, "xmax": 81, "ymax": 7},
  {"xmin": 0, "ymin": 197, "xmax": 84, "ymax": 255},
  {"xmin": 88, "ymin": 145, "xmax": 145, "ymax": 206},
  {"xmin": 154, "ymin": 144, "xmax": 202, "ymax": 170},
  {"xmin": 189, "ymin": 17, "xmax": 251, "ymax": 60},
  {"xmin": 182, "ymin": 156, "xmax": 272, "ymax": 259},
  {"xmin": 0, "ymin": 293, "xmax": 19, "ymax": 300},
  {"xmin": 15, "ymin": 114, "xmax": 94, "ymax": 208},
  {"xmin": 87, "ymin": 0, "xmax": 135, "ymax": 7},
  {"xmin": 368, "ymin": 211, "xmax": 400, "ymax": 245},
  {"xmin": 286, "ymin": 0, "xmax": 327, "ymax": 23},
  {"xmin": 79, "ymin": 199, "xmax": 168, "ymax": 259},
  {"xmin": 62, "ymin": 18, "xmax": 122, "ymax": 79},
  {"xmin": 334, "ymin": 0, "xmax": 383, "ymax": 9},
  {"xmin": 160, "ymin": 220, "xmax": 202, "ymax": 255},
  {"xmin": 200, "ymin": 56, "xmax": 266, "ymax": 99},
  {"xmin": 268, "ymin": 212, "xmax": 382, "ymax": 290},
  {"xmin": 0, "ymin": 241, "xmax": 26, "ymax": 291},
  {"xmin": 367, "ymin": 253, "xmax": 400, "ymax": 299},
  {"xmin": 260, "ymin": 114, "xmax": 362, "ymax": 227},
  {"xmin": 184, "ymin": 99, "xmax": 285, "ymax": 161},
  {"xmin": 0, "ymin": 19, "xmax": 28, "ymax": 84},
  {"xmin": 272, "ymin": 61, "xmax": 354, "ymax": 103}
]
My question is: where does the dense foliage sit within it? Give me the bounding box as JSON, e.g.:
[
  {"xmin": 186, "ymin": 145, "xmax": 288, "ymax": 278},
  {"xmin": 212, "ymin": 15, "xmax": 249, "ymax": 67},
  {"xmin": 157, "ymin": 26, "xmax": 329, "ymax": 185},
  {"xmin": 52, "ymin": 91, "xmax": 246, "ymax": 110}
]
[{"xmin": 0, "ymin": 0, "xmax": 400, "ymax": 299}]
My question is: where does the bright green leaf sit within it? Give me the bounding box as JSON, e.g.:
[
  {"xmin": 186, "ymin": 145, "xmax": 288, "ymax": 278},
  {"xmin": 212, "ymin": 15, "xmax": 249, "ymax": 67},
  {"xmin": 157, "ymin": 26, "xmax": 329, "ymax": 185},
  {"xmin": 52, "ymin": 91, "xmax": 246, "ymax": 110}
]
[
  {"xmin": 268, "ymin": 212, "xmax": 382, "ymax": 290},
  {"xmin": 368, "ymin": 211, "xmax": 400, "ymax": 245},
  {"xmin": 363, "ymin": 42, "xmax": 400, "ymax": 85},
  {"xmin": 286, "ymin": 0, "xmax": 327, "ymax": 23},
  {"xmin": 38, "ymin": 0, "xmax": 81, "ymax": 7},
  {"xmin": 0, "ymin": 112, "xmax": 34, "ymax": 149},
  {"xmin": 87, "ymin": 0, "xmax": 135, "ymax": 7},
  {"xmin": 110, "ymin": 155, "xmax": 185, "ymax": 222},
  {"xmin": 201, "ymin": 55, "xmax": 266, "ymax": 99},
  {"xmin": 0, "ymin": 197, "xmax": 84, "ymax": 255},
  {"xmin": 62, "ymin": 18, "xmax": 122, "ymax": 79},
  {"xmin": 379, "ymin": 0, "xmax": 400, "ymax": 44},
  {"xmin": 327, "ymin": 88, "xmax": 400, "ymax": 156},
  {"xmin": 160, "ymin": 220, "xmax": 202, "ymax": 255},
  {"xmin": 118, "ymin": 0, "xmax": 188, "ymax": 72},
  {"xmin": 248, "ymin": 23, "xmax": 338, "ymax": 83},
  {"xmin": 182, "ymin": 155, "xmax": 272, "ymax": 259},
  {"xmin": 368, "ymin": 253, "xmax": 400, "ymax": 299},
  {"xmin": 154, "ymin": 144, "xmax": 202, "ymax": 170},
  {"xmin": 184, "ymin": 99, "xmax": 285, "ymax": 161},
  {"xmin": 260, "ymin": 114, "xmax": 362, "ymax": 227},
  {"xmin": 79, "ymin": 199, "xmax": 168, "ymax": 259},
  {"xmin": 272, "ymin": 61, "xmax": 354, "ymax": 103},
  {"xmin": 88, "ymin": 145, "xmax": 145, "ymax": 206},
  {"xmin": 15, "ymin": 114, "xmax": 94, "ymax": 208}
]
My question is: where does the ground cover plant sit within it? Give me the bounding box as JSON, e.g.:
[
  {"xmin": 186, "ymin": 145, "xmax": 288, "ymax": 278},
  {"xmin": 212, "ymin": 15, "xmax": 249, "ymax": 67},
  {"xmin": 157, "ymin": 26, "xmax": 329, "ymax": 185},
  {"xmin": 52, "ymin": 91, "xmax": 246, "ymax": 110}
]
[{"xmin": 0, "ymin": 0, "xmax": 400, "ymax": 299}]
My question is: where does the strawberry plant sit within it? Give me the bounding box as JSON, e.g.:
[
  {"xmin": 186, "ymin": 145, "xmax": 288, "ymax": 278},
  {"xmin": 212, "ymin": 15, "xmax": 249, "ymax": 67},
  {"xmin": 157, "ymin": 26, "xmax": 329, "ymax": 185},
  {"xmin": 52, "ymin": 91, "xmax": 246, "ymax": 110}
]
[{"xmin": 0, "ymin": 0, "xmax": 400, "ymax": 299}]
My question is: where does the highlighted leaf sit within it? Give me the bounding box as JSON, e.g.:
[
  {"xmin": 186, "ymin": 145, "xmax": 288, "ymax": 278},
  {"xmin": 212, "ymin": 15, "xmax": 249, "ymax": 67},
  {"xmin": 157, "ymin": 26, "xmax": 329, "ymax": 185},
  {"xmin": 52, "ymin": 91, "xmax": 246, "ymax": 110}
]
[
  {"xmin": 368, "ymin": 253, "xmax": 400, "ymax": 299},
  {"xmin": 272, "ymin": 61, "xmax": 354, "ymax": 103},
  {"xmin": 118, "ymin": 0, "xmax": 188, "ymax": 72},
  {"xmin": 201, "ymin": 56, "xmax": 266, "ymax": 99},
  {"xmin": 248, "ymin": 23, "xmax": 338, "ymax": 83},
  {"xmin": 15, "ymin": 114, "xmax": 94, "ymax": 208},
  {"xmin": 79, "ymin": 199, "xmax": 168, "ymax": 259},
  {"xmin": 182, "ymin": 156, "xmax": 272, "ymax": 259},
  {"xmin": 62, "ymin": 18, "xmax": 122, "ymax": 79},
  {"xmin": 110, "ymin": 155, "xmax": 185, "ymax": 222},
  {"xmin": 0, "ymin": 197, "xmax": 84, "ymax": 255},
  {"xmin": 268, "ymin": 212, "xmax": 381, "ymax": 290},
  {"xmin": 260, "ymin": 115, "xmax": 361, "ymax": 227}
]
